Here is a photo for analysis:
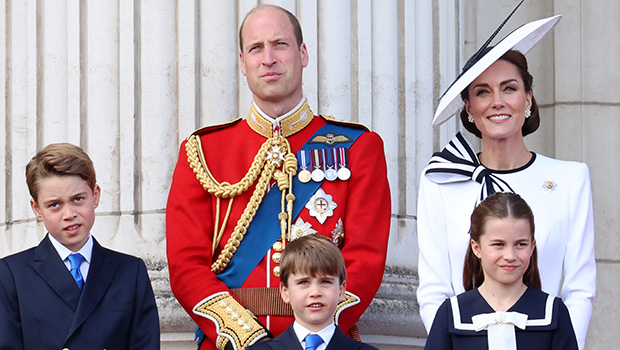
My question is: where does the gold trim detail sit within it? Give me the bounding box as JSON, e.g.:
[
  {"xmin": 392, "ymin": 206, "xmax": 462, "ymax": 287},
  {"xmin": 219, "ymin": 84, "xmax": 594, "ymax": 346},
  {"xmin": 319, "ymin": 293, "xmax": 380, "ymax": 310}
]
[
  {"xmin": 185, "ymin": 130, "xmax": 298, "ymax": 274},
  {"xmin": 334, "ymin": 291, "xmax": 361, "ymax": 324},
  {"xmin": 194, "ymin": 293, "xmax": 267, "ymax": 350},
  {"xmin": 247, "ymin": 99, "xmax": 314, "ymax": 138}
]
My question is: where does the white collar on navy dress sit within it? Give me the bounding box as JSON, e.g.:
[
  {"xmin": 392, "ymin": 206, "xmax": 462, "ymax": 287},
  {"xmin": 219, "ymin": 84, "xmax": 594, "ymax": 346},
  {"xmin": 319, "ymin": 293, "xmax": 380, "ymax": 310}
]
[{"xmin": 450, "ymin": 289, "xmax": 554, "ymax": 331}]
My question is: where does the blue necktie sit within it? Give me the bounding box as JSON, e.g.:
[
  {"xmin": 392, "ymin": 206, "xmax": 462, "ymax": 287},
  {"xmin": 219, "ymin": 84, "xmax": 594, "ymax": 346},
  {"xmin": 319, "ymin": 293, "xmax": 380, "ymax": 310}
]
[
  {"xmin": 305, "ymin": 334, "xmax": 323, "ymax": 350},
  {"xmin": 68, "ymin": 253, "xmax": 85, "ymax": 290}
]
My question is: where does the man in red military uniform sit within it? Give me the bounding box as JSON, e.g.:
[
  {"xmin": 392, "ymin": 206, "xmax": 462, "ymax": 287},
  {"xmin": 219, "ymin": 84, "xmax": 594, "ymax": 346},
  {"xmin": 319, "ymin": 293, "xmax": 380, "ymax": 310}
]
[{"xmin": 166, "ymin": 5, "xmax": 391, "ymax": 350}]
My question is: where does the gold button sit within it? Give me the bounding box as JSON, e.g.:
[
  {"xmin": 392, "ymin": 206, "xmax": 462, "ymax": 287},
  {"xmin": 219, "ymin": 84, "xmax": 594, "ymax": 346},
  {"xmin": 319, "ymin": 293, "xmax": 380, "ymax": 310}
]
[
  {"xmin": 219, "ymin": 299, "xmax": 230, "ymax": 308},
  {"xmin": 243, "ymin": 324, "xmax": 254, "ymax": 331},
  {"xmin": 225, "ymin": 306, "xmax": 235, "ymax": 314},
  {"xmin": 273, "ymin": 241, "xmax": 283, "ymax": 252},
  {"xmin": 273, "ymin": 266, "xmax": 280, "ymax": 277},
  {"xmin": 272, "ymin": 252, "xmax": 282, "ymax": 264},
  {"xmin": 231, "ymin": 311, "xmax": 241, "ymax": 320}
]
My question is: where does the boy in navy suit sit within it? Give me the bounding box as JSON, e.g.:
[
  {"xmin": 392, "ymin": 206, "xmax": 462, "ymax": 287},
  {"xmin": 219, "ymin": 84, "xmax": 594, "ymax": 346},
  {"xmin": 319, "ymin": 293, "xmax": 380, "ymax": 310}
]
[
  {"xmin": 248, "ymin": 234, "xmax": 377, "ymax": 350},
  {"xmin": 0, "ymin": 143, "xmax": 160, "ymax": 349}
]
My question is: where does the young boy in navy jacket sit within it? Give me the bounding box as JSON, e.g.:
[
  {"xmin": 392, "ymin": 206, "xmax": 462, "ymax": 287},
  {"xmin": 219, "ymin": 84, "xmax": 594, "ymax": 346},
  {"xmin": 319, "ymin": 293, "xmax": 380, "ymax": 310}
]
[
  {"xmin": 0, "ymin": 143, "xmax": 160, "ymax": 349},
  {"xmin": 248, "ymin": 234, "xmax": 377, "ymax": 350}
]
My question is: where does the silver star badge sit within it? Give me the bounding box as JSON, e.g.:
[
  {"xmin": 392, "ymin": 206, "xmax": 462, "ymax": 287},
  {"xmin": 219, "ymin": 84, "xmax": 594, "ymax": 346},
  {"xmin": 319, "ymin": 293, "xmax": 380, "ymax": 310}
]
[
  {"xmin": 288, "ymin": 218, "xmax": 318, "ymax": 241},
  {"xmin": 305, "ymin": 188, "xmax": 337, "ymax": 224}
]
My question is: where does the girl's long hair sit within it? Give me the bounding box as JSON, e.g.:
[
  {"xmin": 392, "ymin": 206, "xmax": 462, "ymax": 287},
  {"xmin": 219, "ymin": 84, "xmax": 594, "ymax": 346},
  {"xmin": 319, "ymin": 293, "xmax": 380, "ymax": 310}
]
[{"xmin": 463, "ymin": 192, "xmax": 541, "ymax": 290}]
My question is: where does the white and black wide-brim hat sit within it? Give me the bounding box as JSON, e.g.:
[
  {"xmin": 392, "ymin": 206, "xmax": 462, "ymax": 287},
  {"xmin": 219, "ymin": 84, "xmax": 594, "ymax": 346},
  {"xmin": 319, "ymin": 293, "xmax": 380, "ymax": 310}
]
[{"xmin": 432, "ymin": 11, "xmax": 562, "ymax": 127}]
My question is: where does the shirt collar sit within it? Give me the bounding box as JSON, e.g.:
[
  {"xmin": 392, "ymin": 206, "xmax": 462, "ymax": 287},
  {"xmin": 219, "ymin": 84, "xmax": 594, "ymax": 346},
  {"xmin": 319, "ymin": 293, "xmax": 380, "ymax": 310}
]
[
  {"xmin": 293, "ymin": 321, "xmax": 336, "ymax": 348},
  {"xmin": 48, "ymin": 233, "xmax": 93, "ymax": 264}
]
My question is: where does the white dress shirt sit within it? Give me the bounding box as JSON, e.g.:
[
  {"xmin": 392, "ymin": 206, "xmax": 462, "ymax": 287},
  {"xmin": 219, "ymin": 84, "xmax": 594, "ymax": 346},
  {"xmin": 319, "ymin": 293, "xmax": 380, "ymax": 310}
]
[
  {"xmin": 48, "ymin": 233, "xmax": 93, "ymax": 282},
  {"xmin": 293, "ymin": 321, "xmax": 336, "ymax": 350}
]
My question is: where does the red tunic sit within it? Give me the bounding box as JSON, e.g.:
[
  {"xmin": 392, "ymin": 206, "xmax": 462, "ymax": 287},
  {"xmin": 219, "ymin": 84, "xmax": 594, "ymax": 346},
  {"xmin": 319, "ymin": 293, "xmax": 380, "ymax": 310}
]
[{"xmin": 166, "ymin": 113, "xmax": 391, "ymax": 349}]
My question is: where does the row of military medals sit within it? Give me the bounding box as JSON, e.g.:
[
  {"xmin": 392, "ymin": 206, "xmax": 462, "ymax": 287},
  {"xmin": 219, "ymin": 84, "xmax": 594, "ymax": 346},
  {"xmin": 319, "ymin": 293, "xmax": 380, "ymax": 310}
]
[{"xmin": 297, "ymin": 148, "xmax": 351, "ymax": 183}]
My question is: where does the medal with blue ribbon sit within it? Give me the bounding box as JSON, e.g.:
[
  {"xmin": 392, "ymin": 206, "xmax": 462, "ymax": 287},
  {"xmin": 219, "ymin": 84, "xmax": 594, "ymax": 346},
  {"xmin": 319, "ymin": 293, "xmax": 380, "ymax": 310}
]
[
  {"xmin": 324, "ymin": 149, "xmax": 338, "ymax": 181},
  {"xmin": 297, "ymin": 150, "xmax": 312, "ymax": 183}
]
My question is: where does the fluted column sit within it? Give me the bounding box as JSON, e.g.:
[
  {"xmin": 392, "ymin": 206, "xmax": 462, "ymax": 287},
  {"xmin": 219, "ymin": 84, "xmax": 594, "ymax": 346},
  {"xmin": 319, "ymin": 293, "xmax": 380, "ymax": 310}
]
[{"xmin": 8, "ymin": 1, "xmax": 619, "ymax": 349}]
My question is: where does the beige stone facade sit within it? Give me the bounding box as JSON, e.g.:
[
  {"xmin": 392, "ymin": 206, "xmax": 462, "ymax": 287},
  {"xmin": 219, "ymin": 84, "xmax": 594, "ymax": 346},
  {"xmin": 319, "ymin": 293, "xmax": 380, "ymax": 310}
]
[{"xmin": 1, "ymin": 1, "xmax": 617, "ymax": 349}]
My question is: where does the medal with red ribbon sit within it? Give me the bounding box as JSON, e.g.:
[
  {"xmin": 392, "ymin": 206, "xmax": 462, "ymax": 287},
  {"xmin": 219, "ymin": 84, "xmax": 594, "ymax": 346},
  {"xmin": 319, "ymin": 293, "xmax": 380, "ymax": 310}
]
[
  {"xmin": 337, "ymin": 147, "xmax": 351, "ymax": 180},
  {"xmin": 311, "ymin": 149, "xmax": 325, "ymax": 182}
]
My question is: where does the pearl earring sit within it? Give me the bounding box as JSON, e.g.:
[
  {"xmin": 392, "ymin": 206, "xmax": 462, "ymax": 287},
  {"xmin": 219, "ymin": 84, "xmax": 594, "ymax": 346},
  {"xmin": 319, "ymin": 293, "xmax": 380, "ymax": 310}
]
[
  {"xmin": 525, "ymin": 109, "xmax": 532, "ymax": 118},
  {"xmin": 468, "ymin": 115, "xmax": 474, "ymax": 123}
]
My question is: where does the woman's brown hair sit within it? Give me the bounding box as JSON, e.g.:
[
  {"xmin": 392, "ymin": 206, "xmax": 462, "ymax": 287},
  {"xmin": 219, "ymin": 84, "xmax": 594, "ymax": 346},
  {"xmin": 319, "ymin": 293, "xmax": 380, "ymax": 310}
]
[
  {"xmin": 459, "ymin": 49, "xmax": 540, "ymax": 138},
  {"xmin": 463, "ymin": 192, "xmax": 541, "ymax": 290}
]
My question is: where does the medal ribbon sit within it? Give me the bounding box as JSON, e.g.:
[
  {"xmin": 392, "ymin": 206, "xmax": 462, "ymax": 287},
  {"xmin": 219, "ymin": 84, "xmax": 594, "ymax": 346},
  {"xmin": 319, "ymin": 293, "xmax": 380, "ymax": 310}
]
[
  {"xmin": 326, "ymin": 148, "xmax": 335, "ymax": 169},
  {"xmin": 298, "ymin": 150, "xmax": 309, "ymax": 169},
  {"xmin": 313, "ymin": 149, "xmax": 323, "ymax": 171},
  {"xmin": 322, "ymin": 149, "xmax": 330, "ymax": 170},
  {"xmin": 338, "ymin": 148, "xmax": 348, "ymax": 170}
]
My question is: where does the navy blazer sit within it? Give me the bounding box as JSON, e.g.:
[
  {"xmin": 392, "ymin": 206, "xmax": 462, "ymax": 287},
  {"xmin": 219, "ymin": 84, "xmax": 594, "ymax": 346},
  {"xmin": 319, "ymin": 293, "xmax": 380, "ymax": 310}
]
[
  {"xmin": 0, "ymin": 235, "xmax": 160, "ymax": 350},
  {"xmin": 247, "ymin": 324, "xmax": 378, "ymax": 350}
]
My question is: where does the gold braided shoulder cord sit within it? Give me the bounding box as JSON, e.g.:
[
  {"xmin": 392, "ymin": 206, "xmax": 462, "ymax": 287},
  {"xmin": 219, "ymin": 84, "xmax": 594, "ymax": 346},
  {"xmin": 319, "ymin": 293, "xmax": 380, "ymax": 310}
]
[{"xmin": 185, "ymin": 134, "xmax": 297, "ymax": 274}]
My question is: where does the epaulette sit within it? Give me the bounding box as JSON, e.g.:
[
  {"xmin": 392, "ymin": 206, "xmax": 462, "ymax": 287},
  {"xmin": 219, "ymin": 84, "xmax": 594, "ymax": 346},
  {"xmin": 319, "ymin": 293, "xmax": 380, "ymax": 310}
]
[
  {"xmin": 188, "ymin": 118, "xmax": 243, "ymax": 139},
  {"xmin": 319, "ymin": 114, "xmax": 371, "ymax": 132}
]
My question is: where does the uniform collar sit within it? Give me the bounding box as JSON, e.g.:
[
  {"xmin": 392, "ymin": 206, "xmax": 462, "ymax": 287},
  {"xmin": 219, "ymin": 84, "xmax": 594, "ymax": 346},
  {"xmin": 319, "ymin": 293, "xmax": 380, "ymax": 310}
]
[{"xmin": 246, "ymin": 97, "xmax": 314, "ymax": 138}]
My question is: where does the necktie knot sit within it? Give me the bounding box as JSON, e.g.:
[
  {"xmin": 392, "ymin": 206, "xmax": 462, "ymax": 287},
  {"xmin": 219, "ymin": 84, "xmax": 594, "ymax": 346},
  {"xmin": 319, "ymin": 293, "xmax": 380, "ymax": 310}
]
[
  {"xmin": 67, "ymin": 253, "xmax": 85, "ymax": 290},
  {"xmin": 305, "ymin": 334, "xmax": 323, "ymax": 350}
]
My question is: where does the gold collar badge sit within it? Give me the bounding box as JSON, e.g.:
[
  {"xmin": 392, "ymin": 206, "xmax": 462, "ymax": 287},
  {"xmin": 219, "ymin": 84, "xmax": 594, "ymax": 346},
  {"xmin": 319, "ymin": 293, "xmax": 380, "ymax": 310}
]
[{"xmin": 247, "ymin": 99, "xmax": 314, "ymax": 138}]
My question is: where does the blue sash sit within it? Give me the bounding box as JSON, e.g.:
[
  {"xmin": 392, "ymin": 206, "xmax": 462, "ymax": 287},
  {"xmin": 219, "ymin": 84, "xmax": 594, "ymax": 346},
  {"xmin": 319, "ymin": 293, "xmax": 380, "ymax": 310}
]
[{"xmin": 216, "ymin": 122, "xmax": 365, "ymax": 288}]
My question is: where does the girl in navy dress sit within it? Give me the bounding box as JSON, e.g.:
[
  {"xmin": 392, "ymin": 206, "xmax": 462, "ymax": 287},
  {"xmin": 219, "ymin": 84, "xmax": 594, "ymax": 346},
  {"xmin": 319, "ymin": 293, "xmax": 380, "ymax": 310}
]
[{"xmin": 424, "ymin": 192, "xmax": 577, "ymax": 350}]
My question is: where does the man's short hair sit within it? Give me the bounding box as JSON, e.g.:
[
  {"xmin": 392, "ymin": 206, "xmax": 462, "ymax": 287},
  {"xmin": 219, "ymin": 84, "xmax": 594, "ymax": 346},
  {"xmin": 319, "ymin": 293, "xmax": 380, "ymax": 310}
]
[
  {"xmin": 238, "ymin": 4, "xmax": 304, "ymax": 52},
  {"xmin": 280, "ymin": 234, "xmax": 347, "ymax": 286},
  {"xmin": 26, "ymin": 143, "xmax": 97, "ymax": 201}
]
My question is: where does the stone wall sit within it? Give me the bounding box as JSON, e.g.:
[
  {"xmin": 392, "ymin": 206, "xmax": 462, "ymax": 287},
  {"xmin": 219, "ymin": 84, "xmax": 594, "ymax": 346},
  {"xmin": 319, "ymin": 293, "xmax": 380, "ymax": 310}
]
[{"xmin": 1, "ymin": 1, "xmax": 618, "ymax": 348}]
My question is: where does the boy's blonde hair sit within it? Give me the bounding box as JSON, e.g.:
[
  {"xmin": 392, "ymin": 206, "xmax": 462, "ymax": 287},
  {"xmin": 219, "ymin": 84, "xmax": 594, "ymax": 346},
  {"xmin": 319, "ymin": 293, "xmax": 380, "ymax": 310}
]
[
  {"xmin": 26, "ymin": 143, "xmax": 97, "ymax": 201},
  {"xmin": 280, "ymin": 234, "xmax": 346, "ymax": 286}
]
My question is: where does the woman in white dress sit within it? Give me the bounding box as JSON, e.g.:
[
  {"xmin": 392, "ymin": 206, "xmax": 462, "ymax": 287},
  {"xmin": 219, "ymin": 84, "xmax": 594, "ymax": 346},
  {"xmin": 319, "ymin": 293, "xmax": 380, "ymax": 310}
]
[{"xmin": 416, "ymin": 12, "xmax": 595, "ymax": 350}]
